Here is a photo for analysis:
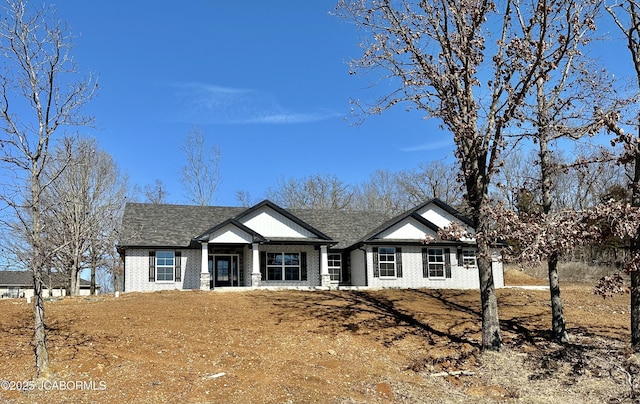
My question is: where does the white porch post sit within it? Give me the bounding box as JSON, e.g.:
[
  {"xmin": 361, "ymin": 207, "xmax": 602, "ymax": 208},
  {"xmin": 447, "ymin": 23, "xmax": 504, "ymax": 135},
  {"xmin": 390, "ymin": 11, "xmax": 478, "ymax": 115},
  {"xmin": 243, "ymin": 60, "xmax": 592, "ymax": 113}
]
[
  {"xmin": 251, "ymin": 243, "xmax": 261, "ymax": 287},
  {"xmin": 320, "ymin": 245, "xmax": 331, "ymax": 288},
  {"xmin": 200, "ymin": 242, "xmax": 211, "ymax": 290}
]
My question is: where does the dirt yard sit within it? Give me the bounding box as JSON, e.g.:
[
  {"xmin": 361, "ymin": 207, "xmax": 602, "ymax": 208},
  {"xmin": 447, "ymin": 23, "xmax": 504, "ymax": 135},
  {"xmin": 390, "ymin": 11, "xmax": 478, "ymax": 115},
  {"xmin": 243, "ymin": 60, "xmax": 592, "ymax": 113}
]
[{"xmin": 0, "ymin": 269, "xmax": 634, "ymax": 403}]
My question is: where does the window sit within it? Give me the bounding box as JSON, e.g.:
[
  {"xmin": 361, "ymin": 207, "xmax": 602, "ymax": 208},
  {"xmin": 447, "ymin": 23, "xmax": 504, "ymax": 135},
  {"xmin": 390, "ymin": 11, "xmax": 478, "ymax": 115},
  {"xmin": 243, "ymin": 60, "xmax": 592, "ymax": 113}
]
[
  {"xmin": 156, "ymin": 251, "xmax": 175, "ymax": 281},
  {"xmin": 267, "ymin": 252, "xmax": 300, "ymax": 281},
  {"xmin": 378, "ymin": 247, "xmax": 396, "ymax": 277},
  {"xmin": 328, "ymin": 254, "xmax": 341, "ymax": 282},
  {"xmin": 462, "ymin": 250, "xmax": 477, "ymax": 267},
  {"xmin": 7, "ymin": 287, "xmax": 19, "ymax": 298},
  {"xmin": 427, "ymin": 248, "xmax": 445, "ymax": 278}
]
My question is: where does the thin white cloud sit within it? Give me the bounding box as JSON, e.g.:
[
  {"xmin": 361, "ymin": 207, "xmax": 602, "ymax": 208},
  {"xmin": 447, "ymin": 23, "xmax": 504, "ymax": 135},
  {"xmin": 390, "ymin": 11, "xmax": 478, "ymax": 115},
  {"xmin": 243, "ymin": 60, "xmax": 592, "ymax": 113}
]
[
  {"xmin": 167, "ymin": 82, "xmax": 340, "ymax": 125},
  {"xmin": 400, "ymin": 139, "xmax": 454, "ymax": 152}
]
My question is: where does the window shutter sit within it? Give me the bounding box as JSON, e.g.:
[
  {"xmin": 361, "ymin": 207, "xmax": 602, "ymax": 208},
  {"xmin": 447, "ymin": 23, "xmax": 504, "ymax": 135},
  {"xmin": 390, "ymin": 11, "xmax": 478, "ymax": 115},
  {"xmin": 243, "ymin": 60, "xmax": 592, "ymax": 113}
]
[
  {"xmin": 457, "ymin": 248, "xmax": 463, "ymax": 266},
  {"xmin": 422, "ymin": 248, "xmax": 428, "ymax": 278},
  {"xmin": 148, "ymin": 251, "xmax": 156, "ymax": 282},
  {"xmin": 445, "ymin": 248, "xmax": 452, "ymax": 278},
  {"xmin": 260, "ymin": 251, "xmax": 266, "ymax": 281},
  {"xmin": 174, "ymin": 251, "xmax": 182, "ymax": 282},
  {"xmin": 373, "ymin": 247, "xmax": 379, "ymax": 278},
  {"xmin": 342, "ymin": 252, "xmax": 351, "ymax": 284},
  {"xmin": 301, "ymin": 252, "xmax": 307, "ymax": 281},
  {"xmin": 396, "ymin": 247, "xmax": 402, "ymax": 278}
]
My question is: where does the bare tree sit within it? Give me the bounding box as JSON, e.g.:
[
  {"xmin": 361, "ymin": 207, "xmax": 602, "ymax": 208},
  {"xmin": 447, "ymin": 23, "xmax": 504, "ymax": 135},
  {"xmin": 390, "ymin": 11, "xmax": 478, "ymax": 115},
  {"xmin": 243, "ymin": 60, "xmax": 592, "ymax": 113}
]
[
  {"xmin": 602, "ymin": 0, "xmax": 640, "ymax": 352},
  {"xmin": 235, "ymin": 190, "xmax": 257, "ymax": 207},
  {"xmin": 397, "ymin": 160, "xmax": 464, "ymax": 208},
  {"xmin": 337, "ymin": 0, "xmax": 597, "ymax": 350},
  {"xmin": 353, "ymin": 169, "xmax": 406, "ymax": 215},
  {"xmin": 492, "ymin": 148, "xmax": 539, "ymax": 209},
  {"xmin": 518, "ymin": 2, "xmax": 603, "ymax": 342},
  {"xmin": 268, "ymin": 174, "xmax": 354, "ymax": 210},
  {"xmin": 142, "ymin": 179, "xmax": 169, "ymax": 204},
  {"xmin": 0, "ymin": 0, "xmax": 96, "ymax": 378},
  {"xmin": 42, "ymin": 137, "xmax": 127, "ymax": 296},
  {"xmin": 554, "ymin": 146, "xmax": 626, "ymax": 211},
  {"xmin": 352, "ymin": 162, "xmax": 463, "ymax": 215},
  {"xmin": 180, "ymin": 126, "xmax": 221, "ymax": 206}
]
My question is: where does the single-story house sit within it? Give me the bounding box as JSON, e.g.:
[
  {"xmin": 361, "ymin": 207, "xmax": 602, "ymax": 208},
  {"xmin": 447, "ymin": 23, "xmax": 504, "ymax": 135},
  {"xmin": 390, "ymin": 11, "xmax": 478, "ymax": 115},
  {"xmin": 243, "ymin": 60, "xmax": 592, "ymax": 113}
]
[
  {"xmin": 0, "ymin": 271, "xmax": 97, "ymax": 298},
  {"xmin": 117, "ymin": 198, "xmax": 504, "ymax": 292}
]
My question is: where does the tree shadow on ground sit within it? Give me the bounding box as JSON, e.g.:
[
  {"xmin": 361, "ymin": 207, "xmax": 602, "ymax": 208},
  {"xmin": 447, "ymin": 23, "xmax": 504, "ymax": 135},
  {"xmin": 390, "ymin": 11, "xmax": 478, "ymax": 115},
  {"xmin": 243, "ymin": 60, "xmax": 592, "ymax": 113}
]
[
  {"xmin": 265, "ymin": 289, "xmax": 484, "ymax": 349},
  {"xmin": 263, "ymin": 287, "xmax": 632, "ymax": 387}
]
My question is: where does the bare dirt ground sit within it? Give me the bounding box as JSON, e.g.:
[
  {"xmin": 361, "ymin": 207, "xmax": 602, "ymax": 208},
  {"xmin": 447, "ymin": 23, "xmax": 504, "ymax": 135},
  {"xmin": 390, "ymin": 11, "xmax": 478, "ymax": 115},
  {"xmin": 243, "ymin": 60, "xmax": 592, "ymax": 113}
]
[{"xmin": 0, "ymin": 269, "xmax": 634, "ymax": 403}]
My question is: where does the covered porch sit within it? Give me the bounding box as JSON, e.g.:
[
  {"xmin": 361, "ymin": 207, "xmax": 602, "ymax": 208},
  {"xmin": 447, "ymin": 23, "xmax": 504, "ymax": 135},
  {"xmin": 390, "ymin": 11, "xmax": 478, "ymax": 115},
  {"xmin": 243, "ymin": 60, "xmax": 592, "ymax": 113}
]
[{"xmin": 198, "ymin": 242, "xmax": 334, "ymax": 290}]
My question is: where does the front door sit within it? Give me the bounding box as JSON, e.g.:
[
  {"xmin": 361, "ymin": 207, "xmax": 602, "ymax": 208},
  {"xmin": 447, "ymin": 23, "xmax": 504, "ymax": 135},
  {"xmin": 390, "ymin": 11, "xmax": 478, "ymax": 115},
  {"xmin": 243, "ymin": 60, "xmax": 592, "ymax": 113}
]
[{"xmin": 213, "ymin": 255, "xmax": 239, "ymax": 287}]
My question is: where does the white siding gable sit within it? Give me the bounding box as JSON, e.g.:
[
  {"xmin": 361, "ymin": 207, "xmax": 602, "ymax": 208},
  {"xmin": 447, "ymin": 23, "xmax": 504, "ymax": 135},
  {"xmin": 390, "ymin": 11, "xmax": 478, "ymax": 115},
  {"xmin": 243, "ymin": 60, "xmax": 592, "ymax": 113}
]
[
  {"xmin": 416, "ymin": 205, "xmax": 455, "ymax": 228},
  {"xmin": 377, "ymin": 218, "xmax": 437, "ymax": 240},
  {"xmin": 240, "ymin": 207, "xmax": 316, "ymax": 238},
  {"xmin": 417, "ymin": 204, "xmax": 475, "ymax": 238},
  {"xmin": 208, "ymin": 224, "xmax": 253, "ymax": 244}
]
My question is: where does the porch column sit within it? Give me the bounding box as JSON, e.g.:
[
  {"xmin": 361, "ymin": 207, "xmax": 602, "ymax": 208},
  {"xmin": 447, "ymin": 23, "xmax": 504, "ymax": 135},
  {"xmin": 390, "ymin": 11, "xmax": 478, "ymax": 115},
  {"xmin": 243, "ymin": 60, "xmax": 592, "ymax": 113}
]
[
  {"xmin": 251, "ymin": 243, "xmax": 261, "ymax": 287},
  {"xmin": 320, "ymin": 245, "xmax": 331, "ymax": 288},
  {"xmin": 200, "ymin": 242, "xmax": 211, "ymax": 290}
]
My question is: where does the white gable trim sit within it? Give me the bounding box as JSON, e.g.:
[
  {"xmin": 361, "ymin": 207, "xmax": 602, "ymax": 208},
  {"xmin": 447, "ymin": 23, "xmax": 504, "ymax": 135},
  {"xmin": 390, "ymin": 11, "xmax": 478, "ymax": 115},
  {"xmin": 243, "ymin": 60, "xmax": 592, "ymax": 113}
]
[
  {"xmin": 376, "ymin": 218, "xmax": 437, "ymax": 240},
  {"xmin": 239, "ymin": 206, "xmax": 316, "ymax": 239},
  {"xmin": 417, "ymin": 204, "xmax": 475, "ymax": 237},
  {"xmin": 207, "ymin": 223, "xmax": 254, "ymax": 244}
]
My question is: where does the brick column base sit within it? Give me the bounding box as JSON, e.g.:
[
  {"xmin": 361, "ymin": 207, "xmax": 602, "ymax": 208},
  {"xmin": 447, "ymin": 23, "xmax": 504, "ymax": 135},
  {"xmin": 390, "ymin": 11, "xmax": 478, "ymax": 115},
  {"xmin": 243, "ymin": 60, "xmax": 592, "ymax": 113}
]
[
  {"xmin": 200, "ymin": 272, "xmax": 211, "ymax": 291},
  {"xmin": 251, "ymin": 272, "xmax": 261, "ymax": 287},
  {"xmin": 320, "ymin": 273, "xmax": 331, "ymax": 288}
]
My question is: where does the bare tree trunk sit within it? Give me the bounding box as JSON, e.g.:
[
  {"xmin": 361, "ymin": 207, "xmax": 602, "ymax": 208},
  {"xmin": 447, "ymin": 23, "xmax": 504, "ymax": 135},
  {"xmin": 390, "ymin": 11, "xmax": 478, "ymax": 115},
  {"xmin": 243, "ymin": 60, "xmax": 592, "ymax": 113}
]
[
  {"xmin": 632, "ymin": 251, "xmax": 640, "ymax": 351},
  {"xmin": 538, "ymin": 119, "xmax": 569, "ymax": 343},
  {"xmin": 548, "ymin": 252, "xmax": 568, "ymax": 342},
  {"xmin": 90, "ymin": 267, "xmax": 96, "ymax": 295},
  {"xmin": 47, "ymin": 267, "xmax": 52, "ymax": 298},
  {"xmin": 478, "ymin": 239, "xmax": 501, "ymax": 350},
  {"xmin": 32, "ymin": 268, "xmax": 50, "ymax": 378},
  {"xmin": 631, "ymin": 151, "xmax": 640, "ymax": 351},
  {"xmin": 31, "ymin": 172, "xmax": 50, "ymax": 378},
  {"xmin": 477, "ymin": 210, "xmax": 502, "ymax": 350}
]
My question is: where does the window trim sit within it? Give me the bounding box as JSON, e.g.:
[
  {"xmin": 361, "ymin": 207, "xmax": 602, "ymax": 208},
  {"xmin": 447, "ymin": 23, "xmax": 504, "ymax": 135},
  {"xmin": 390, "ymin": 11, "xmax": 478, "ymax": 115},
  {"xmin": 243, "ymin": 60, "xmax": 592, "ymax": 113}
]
[
  {"xmin": 377, "ymin": 247, "xmax": 397, "ymax": 278},
  {"xmin": 156, "ymin": 250, "xmax": 176, "ymax": 282},
  {"xmin": 427, "ymin": 248, "xmax": 446, "ymax": 279},
  {"xmin": 266, "ymin": 252, "xmax": 301, "ymax": 281},
  {"xmin": 328, "ymin": 253, "xmax": 341, "ymax": 282},
  {"xmin": 461, "ymin": 249, "xmax": 477, "ymax": 268}
]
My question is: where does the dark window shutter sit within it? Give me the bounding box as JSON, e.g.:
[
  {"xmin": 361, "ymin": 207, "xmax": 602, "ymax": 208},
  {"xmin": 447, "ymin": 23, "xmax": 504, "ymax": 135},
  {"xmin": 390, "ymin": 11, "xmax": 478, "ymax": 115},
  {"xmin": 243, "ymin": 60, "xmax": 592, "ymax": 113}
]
[
  {"xmin": 260, "ymin": 251, "xmax": 266, "ymax": 281},
  {"xmin": 301, "ymin": 252, "xmax": 307, "ymax": 281},
  {"xmin": 445, "ymin": 248, "xmax": 452, "ymax": 278},
  {"xmin": 396, "ymin": 247, "xmax": 402, "ymax": 278},
  {"xmin": 373, "ymin": 247, "xmax": 379, "ymax": 278},
  {"xmin": 342, "ymin": 252, "xmax": 351, "ymax": 284},
  {"xmin": 422, "ymin": 248, "xmax": 428, "ymax": 278},
  {"xmin": 457, "ymin": 248, "xmax": 463, "ymax": 266},
  {"xmin": 174, "ymin": 251, "xmax": 182, "ymax": 282},
  {"xmin": 148, "ymin": 251, "xmax": 156, "ymax": 282}
]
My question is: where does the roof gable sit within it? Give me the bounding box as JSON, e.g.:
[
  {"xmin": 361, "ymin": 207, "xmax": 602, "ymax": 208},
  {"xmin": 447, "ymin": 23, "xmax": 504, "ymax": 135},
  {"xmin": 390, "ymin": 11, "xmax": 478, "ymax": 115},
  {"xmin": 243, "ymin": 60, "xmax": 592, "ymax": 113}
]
[
  {"xmin": 195, "ymin": 219, "xmax": 266, "ymax": 244},
  {"xmin": 376, "ymin": 215, "xmax": 439, "ymax": 240},
  {"xmin": 362, "ymin": 198, "xmax": 474, "ymax": 243},
  {"xmin": 236, "ymin": 200, "xmax": 332, "ymax": 240}
]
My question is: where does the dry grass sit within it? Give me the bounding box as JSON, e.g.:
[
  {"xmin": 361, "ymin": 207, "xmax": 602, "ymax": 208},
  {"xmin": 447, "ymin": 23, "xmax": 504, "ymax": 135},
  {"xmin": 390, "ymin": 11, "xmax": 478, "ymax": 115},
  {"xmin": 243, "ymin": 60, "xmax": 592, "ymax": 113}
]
[
  {"xmin": 507, "ymin": 261, "xmax": 623, "ymax": 284},
  {"xmin": 0, "ymin": 277, "xmax": 635, "ymax": 403}
]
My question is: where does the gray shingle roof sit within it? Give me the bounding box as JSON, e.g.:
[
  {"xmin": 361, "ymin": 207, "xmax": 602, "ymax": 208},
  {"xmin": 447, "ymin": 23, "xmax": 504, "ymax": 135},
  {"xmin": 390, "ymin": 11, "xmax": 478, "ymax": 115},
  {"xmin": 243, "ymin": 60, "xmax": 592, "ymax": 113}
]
[
  {"xmin": 119, "ymin": 203, "xmax": 245, "ymax": 247},
  {"xmin": 118, "ymin": 201, "xmax": 390, "ymax": 250}
]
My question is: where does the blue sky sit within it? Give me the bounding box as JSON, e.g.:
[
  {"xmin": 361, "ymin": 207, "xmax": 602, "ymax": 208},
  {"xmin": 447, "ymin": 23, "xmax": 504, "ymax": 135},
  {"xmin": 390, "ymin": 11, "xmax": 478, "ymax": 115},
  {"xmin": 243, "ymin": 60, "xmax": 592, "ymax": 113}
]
[
  {"xmin": 46, "ymin": 1, "xmax": 633, "ymax": 207},
  {"xmin": 49, "ymin": 1, "xmax": 453, "ymax": 206}
]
